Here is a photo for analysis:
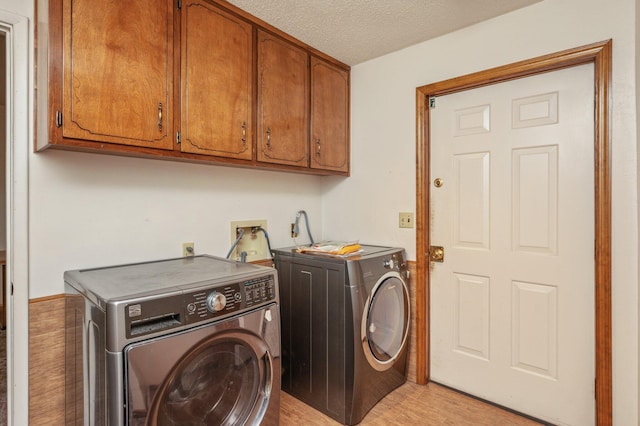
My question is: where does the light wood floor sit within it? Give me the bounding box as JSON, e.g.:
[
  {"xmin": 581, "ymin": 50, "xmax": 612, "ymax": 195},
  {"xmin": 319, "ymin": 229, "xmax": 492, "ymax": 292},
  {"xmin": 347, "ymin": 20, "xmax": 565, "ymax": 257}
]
[{"xmin": 280, "ymin": 382, "xmax": 544, "ymax": 426}]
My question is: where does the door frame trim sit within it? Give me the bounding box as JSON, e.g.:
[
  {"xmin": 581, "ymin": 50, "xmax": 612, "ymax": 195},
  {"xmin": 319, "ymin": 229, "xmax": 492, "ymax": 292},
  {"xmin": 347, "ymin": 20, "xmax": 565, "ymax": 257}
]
[{"xmin": 415, "ymin": 40, "xmax": 612, "ymax": 425}]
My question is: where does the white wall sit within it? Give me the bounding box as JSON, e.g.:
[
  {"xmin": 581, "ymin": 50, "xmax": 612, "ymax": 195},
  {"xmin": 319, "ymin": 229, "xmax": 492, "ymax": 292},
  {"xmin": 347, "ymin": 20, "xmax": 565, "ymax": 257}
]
[
  {"xmin": 29, "ymin": 150, "xmax": 323, "ymax": 297},
  {"xmin": 324, "ymin": 0, "xmax": 639, "ymax": 424}
]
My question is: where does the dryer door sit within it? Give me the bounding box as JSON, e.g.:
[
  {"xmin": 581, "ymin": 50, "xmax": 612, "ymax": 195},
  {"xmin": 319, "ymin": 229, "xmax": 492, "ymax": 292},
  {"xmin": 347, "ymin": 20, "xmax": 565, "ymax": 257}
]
[
  {"xmin": 362, "ymin": 272, "xmax": 410, "ymax": 371},
  {"xmin": 125, "ymin": 305, "xmax": 279, "ymax": 426}
]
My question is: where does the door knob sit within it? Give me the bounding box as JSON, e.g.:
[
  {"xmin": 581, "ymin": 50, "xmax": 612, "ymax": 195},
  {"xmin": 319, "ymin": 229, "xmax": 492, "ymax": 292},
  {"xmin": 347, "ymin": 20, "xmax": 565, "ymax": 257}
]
[{"xmin": 429, "ymin": 246, "xmax": 444, "ymax": 262}]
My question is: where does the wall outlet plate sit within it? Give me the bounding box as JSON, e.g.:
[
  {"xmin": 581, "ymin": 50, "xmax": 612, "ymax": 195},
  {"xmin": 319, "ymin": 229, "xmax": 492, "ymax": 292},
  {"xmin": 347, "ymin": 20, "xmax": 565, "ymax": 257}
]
[
  {"xmin": 182, "ymin": 242, "xmax": 195, "ymax": 257},
  {"xmin": 399, "ymin": 212, "xmax": 414, "ymax": 228}
]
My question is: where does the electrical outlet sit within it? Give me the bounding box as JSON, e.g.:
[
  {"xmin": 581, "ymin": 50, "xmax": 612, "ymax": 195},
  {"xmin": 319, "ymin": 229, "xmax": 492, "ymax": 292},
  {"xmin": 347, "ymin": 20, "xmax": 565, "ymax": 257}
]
[
  {"xmin": 182, "ymin": 242, "xmax": 195, "ymax": 257},
  {"xmin": 399, "ymin": 212, "xmax": 414, "ymax": 228}
]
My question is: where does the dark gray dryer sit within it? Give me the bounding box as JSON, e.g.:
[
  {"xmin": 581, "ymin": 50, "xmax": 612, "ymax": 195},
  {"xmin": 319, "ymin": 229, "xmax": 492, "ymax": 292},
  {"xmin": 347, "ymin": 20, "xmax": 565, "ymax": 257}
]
[{"xmin": 273, "ymin": 245, "xmax": 410, "ymax": 425}]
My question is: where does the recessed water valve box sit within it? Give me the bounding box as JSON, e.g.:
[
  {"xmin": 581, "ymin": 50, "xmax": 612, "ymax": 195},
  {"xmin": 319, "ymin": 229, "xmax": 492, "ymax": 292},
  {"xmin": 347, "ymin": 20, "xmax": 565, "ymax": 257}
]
[{"xmin": 230, "ymin": 220, "xmax": 269, "ymax": 262}]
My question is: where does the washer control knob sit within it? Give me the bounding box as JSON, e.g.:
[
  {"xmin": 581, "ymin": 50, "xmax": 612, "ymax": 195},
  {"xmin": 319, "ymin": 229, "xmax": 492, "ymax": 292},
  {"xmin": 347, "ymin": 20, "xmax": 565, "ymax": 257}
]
[
  {"xmin": 383, "ymin": 258, "xmax": 395, "ymax": 269},
  {"xmin": 206, "ymin": 292, "xmax": 227, "ymax": 313}
]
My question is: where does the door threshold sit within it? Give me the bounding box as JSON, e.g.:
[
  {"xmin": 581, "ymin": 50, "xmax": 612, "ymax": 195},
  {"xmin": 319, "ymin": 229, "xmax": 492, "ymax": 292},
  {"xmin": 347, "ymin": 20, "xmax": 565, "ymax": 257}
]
[{"xmin": 430, "ymin": 381, "xmax": 556, "ymax": 426}]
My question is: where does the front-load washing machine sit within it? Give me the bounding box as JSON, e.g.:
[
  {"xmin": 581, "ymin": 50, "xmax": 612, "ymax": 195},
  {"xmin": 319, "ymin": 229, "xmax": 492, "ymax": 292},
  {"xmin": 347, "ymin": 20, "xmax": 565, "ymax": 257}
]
[
  {"xmin": 64, "ymin": 255, "xmax": 281, "ymax": 426},
  {"xmin": 273, "ymin": 245, "xmax": 410, "ymax": 425}
]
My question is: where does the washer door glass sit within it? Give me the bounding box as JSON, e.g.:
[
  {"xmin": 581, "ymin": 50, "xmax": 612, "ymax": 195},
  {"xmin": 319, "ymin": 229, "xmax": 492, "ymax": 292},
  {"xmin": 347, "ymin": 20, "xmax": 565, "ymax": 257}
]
[
  {"xmin": 149, "ymin": 336, "xmax": 266, "ymax": 426},
  {"xmin": 125, "ymin": 307, "xmax": 276, "ymax": 426},
  {"xmin": 363, "ymin": 274, "xmax": 410, "ymax": 370}
]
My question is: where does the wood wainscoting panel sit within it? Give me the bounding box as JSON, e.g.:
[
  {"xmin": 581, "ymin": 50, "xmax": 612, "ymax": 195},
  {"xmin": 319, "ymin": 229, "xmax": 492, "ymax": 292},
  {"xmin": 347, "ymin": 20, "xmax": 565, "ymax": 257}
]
[
  {"xmin": 407, "ymin": 260, "xmax": 417, "ymax": 384},
  {"xmin": 29, "ymin": 295, "xmax": 66, "ymax": 425}
]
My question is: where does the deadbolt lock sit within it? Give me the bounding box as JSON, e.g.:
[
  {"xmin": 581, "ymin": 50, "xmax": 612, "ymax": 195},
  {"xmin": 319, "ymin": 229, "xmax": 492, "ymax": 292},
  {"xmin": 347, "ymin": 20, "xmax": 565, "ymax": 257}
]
[
  {"xmin": 429, "ymin": 246, "xmax": 444, "ymax": 262},
  {"xmin": 434, "ymin": 178, "xmax": 444, "ymax": 188}
]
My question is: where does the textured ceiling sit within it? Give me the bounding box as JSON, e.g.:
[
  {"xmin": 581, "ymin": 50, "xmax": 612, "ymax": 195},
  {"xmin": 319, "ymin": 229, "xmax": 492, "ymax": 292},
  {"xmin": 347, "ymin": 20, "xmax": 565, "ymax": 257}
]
[{"xmin": 226, "ymin": 0, "xmax": 541, "ymax": 65}]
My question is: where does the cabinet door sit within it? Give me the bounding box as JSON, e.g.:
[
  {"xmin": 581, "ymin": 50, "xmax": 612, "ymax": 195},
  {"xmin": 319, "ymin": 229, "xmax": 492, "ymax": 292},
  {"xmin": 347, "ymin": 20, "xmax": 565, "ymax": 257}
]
[
  {"xmin": 180, "ymin": 0, "xmax": 253, "ymax": 159},
  {"xmin": 62, "ymin": 0, "xmax": 174, "ymax": 149},
  {"xmin": 257, "ymin": 30, "xmax": 309, "ymax": 167},
  {"xmin": 310, "ymin": 58, "xmax": 350, "ymax": 173}
]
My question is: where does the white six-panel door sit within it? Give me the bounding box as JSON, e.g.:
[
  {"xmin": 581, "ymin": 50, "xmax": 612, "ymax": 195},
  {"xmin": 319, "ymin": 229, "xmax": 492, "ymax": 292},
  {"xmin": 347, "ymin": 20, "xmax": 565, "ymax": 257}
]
[{"xmin": 429, "ymin": 64, "xmax": 595, "ymax": 426}]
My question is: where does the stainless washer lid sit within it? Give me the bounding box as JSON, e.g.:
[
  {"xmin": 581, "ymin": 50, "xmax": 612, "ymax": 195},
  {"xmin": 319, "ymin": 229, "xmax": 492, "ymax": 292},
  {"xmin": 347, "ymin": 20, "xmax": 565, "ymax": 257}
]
[{"xmin": 64, "ymin": 255, "xmax": 270, "ymax": 307}]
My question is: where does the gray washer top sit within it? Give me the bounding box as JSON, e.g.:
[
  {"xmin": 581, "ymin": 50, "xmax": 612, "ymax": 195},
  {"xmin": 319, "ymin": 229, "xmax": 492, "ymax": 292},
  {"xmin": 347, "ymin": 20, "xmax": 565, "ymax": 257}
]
[{"xmin": 64, "ymin": 255, "xmax": 272, "ymax": 307}]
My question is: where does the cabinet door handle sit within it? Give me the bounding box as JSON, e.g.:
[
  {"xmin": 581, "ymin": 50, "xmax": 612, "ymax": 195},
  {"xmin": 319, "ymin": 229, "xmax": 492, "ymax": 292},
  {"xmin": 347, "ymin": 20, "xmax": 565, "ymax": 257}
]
[
  {"xmin": 266, "ymin": 128, "xmax": 271, "ymax": 149},
  {"xmin": 157, "ymin": 102, "xmax": 163, "ymax": 132},
  {"xmin": 316, "ymin": 138, "xmax": 321, "ymax": 156},
  {"xmin": 241, "ymin": 121, "xmax": 247, "ymax": 145}
]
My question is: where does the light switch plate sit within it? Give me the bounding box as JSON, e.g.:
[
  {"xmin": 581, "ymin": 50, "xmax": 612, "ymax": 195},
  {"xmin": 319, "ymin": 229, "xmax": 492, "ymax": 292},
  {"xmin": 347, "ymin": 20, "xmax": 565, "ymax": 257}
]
[{"xmin": 399, "ymin": 212, "xmax": 414, "ymax": 228}]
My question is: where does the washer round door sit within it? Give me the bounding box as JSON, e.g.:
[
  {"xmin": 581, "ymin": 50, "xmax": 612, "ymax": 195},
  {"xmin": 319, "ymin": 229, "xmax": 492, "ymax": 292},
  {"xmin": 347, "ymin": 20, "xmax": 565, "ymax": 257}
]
[
  {"xmin": 125, "ymin": 306, "xmax": 278, "ymax": 426},
  {"xmin": 361, "ymin": 272, "xmax": 410, "ymax": 371},
  {"xmin": 146, "ymin": 332, "xmax": 271, "ymax": 426}
]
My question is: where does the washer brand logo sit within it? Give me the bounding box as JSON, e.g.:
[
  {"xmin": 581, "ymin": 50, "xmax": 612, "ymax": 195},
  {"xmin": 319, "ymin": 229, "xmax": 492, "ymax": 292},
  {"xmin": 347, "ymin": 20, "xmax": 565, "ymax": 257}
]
[
  {"xmin": 128, "ymin": 304, "xmax": 142, "ymax": 317},
  {"xmin": 363, "ymin": 271, "xmax": 374, "ymax": 278}
]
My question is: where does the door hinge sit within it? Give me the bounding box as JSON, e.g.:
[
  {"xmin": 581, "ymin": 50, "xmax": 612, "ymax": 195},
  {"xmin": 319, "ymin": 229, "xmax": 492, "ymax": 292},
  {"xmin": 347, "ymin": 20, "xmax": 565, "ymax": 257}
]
[
  {"xmin": 55, "ymin": 110, "xmax": 62, "ymax": 128},
  {"xmin": 429, "ymin": 97, "xmax": 436, "ymax": 108},
  {"xmin": 176, "ymin": 131, "xmax": 181, "ymax": 145},
  {"xmin": 177, "ymin": 0, "xmax": 182, "ymax": 9}
]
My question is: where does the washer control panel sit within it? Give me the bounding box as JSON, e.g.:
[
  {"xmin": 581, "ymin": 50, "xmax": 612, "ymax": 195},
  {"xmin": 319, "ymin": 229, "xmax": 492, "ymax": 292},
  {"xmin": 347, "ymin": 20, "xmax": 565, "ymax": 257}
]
[
  {"xmin": 185, "ymin": 273, "xmax": 276, "ymax": 324},
  {"xmin": 244, "ymin": 274, "xmax": 277, "ymax": 307}
]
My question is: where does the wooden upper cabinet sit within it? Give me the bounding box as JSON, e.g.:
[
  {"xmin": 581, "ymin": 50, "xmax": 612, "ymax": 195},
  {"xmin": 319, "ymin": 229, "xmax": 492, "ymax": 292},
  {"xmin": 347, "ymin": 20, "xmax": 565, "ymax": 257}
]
[
  {"xmin": 61, "ymin": 0, "xmax": 174, "ymax": 149},
  {"xmin": 257, "ymin": 30, "xmax": 309, "ymax": 167},
  {"xmin": 44, "ymin": 0, "xmax": 350, "ymax": 175},
  {"xmin": 310, "ymin": 57, "xmax": 350, "ymax": 173},
  {"xmin": 180, "ymin": 0, "xmax": 253, "ymax": 160}
]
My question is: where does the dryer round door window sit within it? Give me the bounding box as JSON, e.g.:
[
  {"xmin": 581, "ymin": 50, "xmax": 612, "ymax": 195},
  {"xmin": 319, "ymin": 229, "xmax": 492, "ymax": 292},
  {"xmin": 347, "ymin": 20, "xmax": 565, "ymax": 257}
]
[
  {"xmin": 140, "ymin": 331, "xmax": 273, "ymax": 426},
  {"xmin": 362, "ymin": 272, "xmax": 410, "ymax": 371}
]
